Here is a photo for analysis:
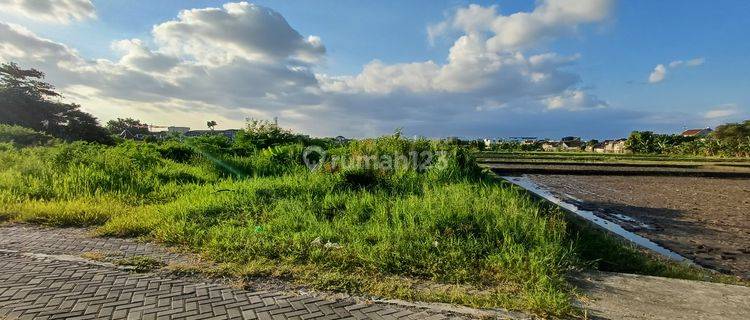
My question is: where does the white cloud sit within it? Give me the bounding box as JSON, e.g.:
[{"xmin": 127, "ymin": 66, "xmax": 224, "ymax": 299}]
[
  {"xmin": 685, "ymin": 57, "xmax": 705, "ymax": 67},
  {"xmin": 152, "ymin": 2, "xmax": 324, "ymax": 65},
  {"xmin": 1, "ymin": 1, "xmax": 619, "ymax": 137},
  {"xmin": 428, "ymin": 0, "xmax": 614, "ymax": 51},
  {"xmin": 0, "ymin": 0, "xmax": 95, "ymax": 24},
  {"xmin": 648, "ymin": 64, "xmax": 667, "ymax": 83},
  {"xmin": 544, "ymin": 90, "xmax": 607, "ymax": 111},
  {"xmin": 0, "ymin": 2, "xmax": 324, "ymax": 120},
  {"xmin": 650, "ymin": 57, "xmax": 705, "ymax": 84}
]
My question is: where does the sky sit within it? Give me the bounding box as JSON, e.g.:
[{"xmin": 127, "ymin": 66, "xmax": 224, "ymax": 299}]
[{"xmin": 0, "ymin": 0, "xmax": 748, "ymax": 139}]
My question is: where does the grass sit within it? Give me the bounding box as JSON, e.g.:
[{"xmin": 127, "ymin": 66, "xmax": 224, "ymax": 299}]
[
  {"xmin": 114, "ymin": 256, "xmax": 166, "ymax": 273},
  {"xmin": 0, "ymin": 135, "xmax": 742, "ymax": 317}
]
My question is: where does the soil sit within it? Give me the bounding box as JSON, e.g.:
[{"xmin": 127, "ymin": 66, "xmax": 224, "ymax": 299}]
[
  {"xmin": 527, "ymin": 174, "xmax": 750, "ymax": 278},
  {"xmin": 484, "ymin": 162, "xmax": 750, "ymax": 178}
]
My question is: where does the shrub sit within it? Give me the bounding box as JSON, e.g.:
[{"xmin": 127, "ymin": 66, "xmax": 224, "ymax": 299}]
[
  {"xmin": 0, "ymin": 124, "xmax": 54, "ymax": 147},
  {"xmin": 157, "ymin": 140, "xmax": 195, "ymax": 162}
]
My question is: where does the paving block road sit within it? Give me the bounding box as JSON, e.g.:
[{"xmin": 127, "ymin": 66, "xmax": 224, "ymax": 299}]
[{"xmin": 0, "ymin": 225, "xmax": 514, "ymax": 320}]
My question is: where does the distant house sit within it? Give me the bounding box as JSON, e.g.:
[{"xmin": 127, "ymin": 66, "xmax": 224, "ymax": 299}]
[
  {"xmin": 681, "ymin": 128, "xmax": 712, "ymax": 137},
  {"xmin": 559, "ymin": 136, "xmax": 582, "ymax": 151},
  {"xmin": 542, "ymin": 141, "xmax": 561, "ymax": 151},
  {"xmin": 604, "ymin": 139, "xmax": 628, "ymax": 153},
  {"xmin": 483, "ymin": 138, "xmax": 495, "ymax": 148},
  {"xmin": 185, "ymin": 129, "xmax": 241, "ymax": 139},
  {"xmin": 585, "ymin": 141, "xmax": 607, "ymax": 153}
]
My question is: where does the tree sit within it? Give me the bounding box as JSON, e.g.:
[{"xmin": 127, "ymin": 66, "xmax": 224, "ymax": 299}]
[
  {"xmin": 207, "ymin": 120, "xmax": 217, "ymax": 131},
  {"xmin": 626, "ymin": 131, "xmax": 658, "ymax": 153},
  {"xmin": 0, "ymin": 62, "xmax": 59, "ymax": 100},
  {"xmin": 713, "ymin": 120, "xmax": 750, "ymax": 141},
  {"xmin": 0, "ymin": 62, "xmax": 112, "ymax": 144},
  {"xmin": 106, "ymin": 118, "xmax": 150, "ymax": 136},
  {"xmin": 234, "ymin": 119, "xmax": 301, "ymax": 150}
]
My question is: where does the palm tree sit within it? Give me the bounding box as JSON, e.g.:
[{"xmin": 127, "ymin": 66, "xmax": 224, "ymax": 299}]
[{"xmin": 207, "ymin": 120, "xmax": 217, "ymax": 131}]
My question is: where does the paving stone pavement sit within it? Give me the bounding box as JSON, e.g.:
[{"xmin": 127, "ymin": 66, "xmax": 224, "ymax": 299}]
[{"xmin": 0, "ymin": 225, "xmax": 511, "ymax": 320}]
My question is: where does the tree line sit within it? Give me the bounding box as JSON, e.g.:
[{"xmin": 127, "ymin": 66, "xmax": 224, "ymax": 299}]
[{"xmin": 626, "ymin": 123, "xmax": 750, "ymax": 157}]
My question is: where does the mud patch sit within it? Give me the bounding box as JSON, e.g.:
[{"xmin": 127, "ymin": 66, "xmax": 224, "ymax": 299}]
[
  {"xmin": 504, "ymin": 176, "xmax": 690, "ymax": 263},
  {"xmin": 528, "ymin": 174, "xmax": 750, "ymax": 279}
]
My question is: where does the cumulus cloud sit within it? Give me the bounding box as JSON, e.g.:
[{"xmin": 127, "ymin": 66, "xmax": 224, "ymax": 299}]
[
  {"xmin": 152, "ymin": 2, "xmax": 324, "ymax": 65},
  {"xmin": 649, "ymin": 57, "xmax": 705, "ymax": 84},
  {"xmin": 0, "ymin": 2, "xmax": 324, "ymax": 123},
  {"xmin": 1, "ymin": 1, "xmax": 620, "ymax": 137},
  {"xmin": 316, "ymin": 0, "xmax": 612, "ymax": 133},
  {"xmin": 648, "ymin": 64, "xmax": 667, "ymax": 83},
  {"xmin": 0, "ymin": 0, "xmax": 95, "ymax": 24},
  {"xmin": 428, "ymin": 0, "xmax": 614, "ymax": 51}
]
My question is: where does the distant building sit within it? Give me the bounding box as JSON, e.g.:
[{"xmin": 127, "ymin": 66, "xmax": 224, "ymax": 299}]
[
  {"xmin": 185, "ymin": 129, "xmax": 241, "ymax": 139},
  {"xmin": 681, "ymin": 128, "xmax": 712, "ymax": 137},
  {"xmin": 542, "ymin": 141, "xmax": 561, "ymax": 151},
  {"xmin": 483, "ymin": 138, "xmax": 495, "ymax": 148},
  {"xmin": 604, "ymin": 139, "xmax": 628, "ymax": 153},
  {"xmin": 585, "ymin": 141, "xmax": 607, "ymax": 153},
  {"xmin": 167, "ymin": 126, "xmax": 190, "ymax": 134},
  {"xmin": 560, "ymin": 136, "xmax": 582, "ymax": 150},
  {"xmin": 584, "ymin": 139, "xmax": 628, "ymax": 153}
]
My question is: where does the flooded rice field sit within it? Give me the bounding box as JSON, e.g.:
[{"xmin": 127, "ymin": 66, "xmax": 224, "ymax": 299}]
[{"xmin": 524, "ymin": 174, "xmax": 750, "ymax": 278}]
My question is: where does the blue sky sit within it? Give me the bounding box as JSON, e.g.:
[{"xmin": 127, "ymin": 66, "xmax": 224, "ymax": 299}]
[{"xmin": 0, "ymin": 0, "xmax": 748, "ymax": 138}]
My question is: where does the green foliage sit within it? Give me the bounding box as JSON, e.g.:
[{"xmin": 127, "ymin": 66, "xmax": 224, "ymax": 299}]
[
  {"xmin": 625, "ymin": 131, "xmax": 693, "ymax": 154},
  {"xmin": 1, "ymin": 131, "xmax": 719, "ymax": 316},
  {"xmin": 105, "ymin": 118, "xmax": 150, "ymax": 136},
  {"xmin": 234, "ymin": 119, "xmax": 303, "ymax": 150},
  {"xmin": 0, "ymin": 62, "xmax": 112, "ymax": 144},
  {"xmin": 488, "ymin": 141, "xmax": 544, "ymax": 152},
  {"xmin": 157, "ymin": 140, "xmax": 195, "ymax": 163},
  {"xmin": 626, "ymin": 124, "xmax": 750, "ymax": 158},
  {"xmin": 713, "ymin": 120, "xmax": 750, "ymax": 141},
  {"xmin": 0, "ymin": 124, "xmax": 54, "ymax": 147}
]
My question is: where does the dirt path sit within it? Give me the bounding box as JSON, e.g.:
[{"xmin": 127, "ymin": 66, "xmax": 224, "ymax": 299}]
[
  {"xmin": 528, "ymin": 175, "xmax": 750, "ymax": 278},
  {"xmin": 578, "ymin": 271, "xmax": 750, "ymax": 320}
]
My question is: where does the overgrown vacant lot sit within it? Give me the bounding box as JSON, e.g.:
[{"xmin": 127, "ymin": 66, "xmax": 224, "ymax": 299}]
[{"xmin": 0, "ymin": 133, "xmax": 732, "ymax": 317}]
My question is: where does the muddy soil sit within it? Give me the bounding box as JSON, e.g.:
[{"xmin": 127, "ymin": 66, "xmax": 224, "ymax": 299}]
[{"xmin": 528, "ymin": 174, "xmax": 750, "ymax": 278}]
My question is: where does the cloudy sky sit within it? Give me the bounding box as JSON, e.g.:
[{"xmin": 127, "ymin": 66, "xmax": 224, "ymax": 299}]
[{"xmin": 0, "ymin": 0, "xmax": 748, "ymax": 139}]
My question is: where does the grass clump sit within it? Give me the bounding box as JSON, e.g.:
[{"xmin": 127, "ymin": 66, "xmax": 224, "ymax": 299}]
[{"xmin": 114, "ymin": 256, "xmax": 165, "ymax": 273}]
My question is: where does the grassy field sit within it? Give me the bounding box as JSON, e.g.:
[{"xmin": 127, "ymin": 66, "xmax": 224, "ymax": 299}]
[{"xmin": 0, "ymin": 135, "xmax": 737, "ymax": 317}]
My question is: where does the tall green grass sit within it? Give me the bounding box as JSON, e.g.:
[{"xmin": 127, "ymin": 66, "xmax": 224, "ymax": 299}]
[{"xmin": 0, "ymin": 135, "xmax": 725, "ymax": 316}]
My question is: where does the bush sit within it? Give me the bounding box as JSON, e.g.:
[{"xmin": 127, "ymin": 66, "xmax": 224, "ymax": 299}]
[
  {"xmin": 234, "ymin": 119, "xmax": 303, "ymax": 150},
  {"xmin": 157, "ymin": 140, "xmax": 195, "ymax": 162},
  {"xmin": 0, "ymin": 124, "xmax": 54, "ymax": 147}
]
